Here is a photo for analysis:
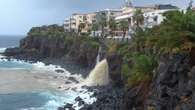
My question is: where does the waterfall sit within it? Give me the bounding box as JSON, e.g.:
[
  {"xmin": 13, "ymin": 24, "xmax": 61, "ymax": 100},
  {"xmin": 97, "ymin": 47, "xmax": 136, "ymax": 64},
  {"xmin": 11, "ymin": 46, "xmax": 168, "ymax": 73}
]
[
  {"xmin": 85, "ymin": 59, "xmax": 109, "ymax": 86},
  {"xmin": 96, "ymin": 47, "xmax": 101, "ymax": 64}
]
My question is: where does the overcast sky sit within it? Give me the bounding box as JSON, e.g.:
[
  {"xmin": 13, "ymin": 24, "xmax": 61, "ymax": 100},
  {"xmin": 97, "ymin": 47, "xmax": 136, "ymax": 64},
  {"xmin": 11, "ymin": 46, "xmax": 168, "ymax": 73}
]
[{"xmin": 0, "ymin": 0, "xmax": 193, "ymax": 35}]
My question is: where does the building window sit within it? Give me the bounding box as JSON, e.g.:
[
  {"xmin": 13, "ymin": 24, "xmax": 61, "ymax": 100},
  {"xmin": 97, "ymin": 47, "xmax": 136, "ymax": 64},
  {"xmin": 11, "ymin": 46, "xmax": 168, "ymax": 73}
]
[
  {"xmin": 154, "ymin": 16, "xmax": 158, "ymax": 22},
  {"xmin": 88, "ymin": 24, "xmax": 92, "ymax": 27},
  {"xmin": 92, "ymin": 20, "xmax": 96, "ymax": 23},
  {"xmin": 101, "ymin": 12, "xmax": 106, "ymax": 16}
]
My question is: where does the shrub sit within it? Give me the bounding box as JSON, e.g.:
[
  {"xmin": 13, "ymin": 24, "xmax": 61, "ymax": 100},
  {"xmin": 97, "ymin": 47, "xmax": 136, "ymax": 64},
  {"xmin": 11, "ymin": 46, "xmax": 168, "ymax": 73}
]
[
  {"xmin": 143, "ymin": 10, "xmax": 195, "ymax": 54},
  {"xmin": 127, "ymin": 54, "xmax": 157, "ymax": 86},
  {"xmin": 117, "ymin": 43, "xmax": 132, "ymax": 62},
  {"xmin": 107, "ymin": 40, "xmax": 118, "ymax": 53},
  {"xmin": 122, "ymin": 63, "xmax": 131, "ymax": 81}
]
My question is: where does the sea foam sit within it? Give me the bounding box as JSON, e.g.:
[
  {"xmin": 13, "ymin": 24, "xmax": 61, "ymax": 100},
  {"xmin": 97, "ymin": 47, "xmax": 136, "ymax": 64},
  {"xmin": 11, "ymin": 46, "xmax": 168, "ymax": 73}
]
[
  {"xmin": 0, "ymin": 48, "xmax": 6, "ymax": 53},
  {"xmin": 0, "ymin": 55, "xmax": 96, "ymax": 110}
]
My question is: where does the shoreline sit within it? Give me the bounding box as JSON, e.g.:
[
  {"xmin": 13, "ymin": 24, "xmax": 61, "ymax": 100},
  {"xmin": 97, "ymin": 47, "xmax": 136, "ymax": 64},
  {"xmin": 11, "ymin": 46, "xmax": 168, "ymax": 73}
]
[
  {"xmin": 2, "ymin": 45, "xmax": 122, "ymax": 110},
  {"xmin": 0, "ymin": 54, "xmax": 90, "ymax": 90},
  {"xmin": 42, "ymin": 57, "xmax": 91, "ymax": 78},
  {"xmin": 4, "ymin": 54, "xmax": 91, "ymax": 78},
  {"xmin": 0, "ymin": 54, "xmax": 98, "ymax": 110}
]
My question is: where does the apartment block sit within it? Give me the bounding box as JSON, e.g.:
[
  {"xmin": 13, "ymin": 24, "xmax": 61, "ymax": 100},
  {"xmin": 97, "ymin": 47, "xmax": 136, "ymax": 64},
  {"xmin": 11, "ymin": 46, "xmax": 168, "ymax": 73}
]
[
  {"xmin": 64, "ymin": 12, "xmax": 96, "ymax": 33},
  {"xmin": 64, "ymin": 13, "xmax": 85, "ymax": 32},
  {"xmin": 115, "ymin": 4, "xmax": 178, "ymax": 29}
]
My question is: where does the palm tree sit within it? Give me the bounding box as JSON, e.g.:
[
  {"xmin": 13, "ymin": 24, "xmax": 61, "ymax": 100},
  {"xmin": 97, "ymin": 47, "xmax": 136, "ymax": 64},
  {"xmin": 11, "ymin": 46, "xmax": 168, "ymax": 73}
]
[
  {"xmin": 92, "ymin": 23, "xmax": 99, "ymax": 37},
  {"xmin": 78, "ymin": 23, "xmax": 85, "ymax": 35},
  {"xmin": 133, "ymin": 9, "xmax": 144, "ymax": 28},
  {"xmin": 119, "ymin": 20, "xmax": 129, "ymax": 39},
  {"xmin": 109, "ymin": 19, "xmax": 117, "ymax": 37},
  {"xmin": 99, "ymin": 14, "xmax": 107, "ymax": 38},
  {"xmin": 187, "ymin": 0, "xmax": 193, "ymax": 10}
]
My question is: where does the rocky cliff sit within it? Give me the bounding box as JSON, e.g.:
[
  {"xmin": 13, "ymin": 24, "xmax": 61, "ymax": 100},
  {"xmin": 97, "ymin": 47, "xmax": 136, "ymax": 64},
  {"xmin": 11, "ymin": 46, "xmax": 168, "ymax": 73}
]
[
  {"xmin": 4, "ymin": 25, "xmax": 100, "ymax": 70},
  {"xmin": 145, "ymin": 54, "xmax": 195, "ymax": 110},
  {"xmin": 104, "ymin": 53, "xmax": 195, "ymax": 110},
  {"xmin": 4, "ymin": 25, "xmax": 195, "ymax": 110}
]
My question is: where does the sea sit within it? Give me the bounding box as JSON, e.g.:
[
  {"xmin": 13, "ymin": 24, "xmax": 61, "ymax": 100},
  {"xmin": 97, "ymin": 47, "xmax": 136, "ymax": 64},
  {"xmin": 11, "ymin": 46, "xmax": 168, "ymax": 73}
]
[{"xmin": 0, "ymin": 35, "xmax": 95, "ymax": 110}]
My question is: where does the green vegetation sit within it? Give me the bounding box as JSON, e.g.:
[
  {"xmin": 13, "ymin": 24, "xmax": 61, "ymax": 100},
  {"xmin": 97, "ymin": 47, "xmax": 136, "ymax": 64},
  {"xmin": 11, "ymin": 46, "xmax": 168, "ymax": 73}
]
[
  {"xmin": 92, "ymin": 23, "xmax": 99, "ymax": 37},
  {"xmin": 28, "ymin": 24, "xmax": 65, "ymax": 38},
  {"xmin": 119, "ymin": 20, "xmax": 129, "ymax": 38},
  {"xmin": 109, "ymin": 18, "xmax": 117, "ymax": 37},
  {"xmin": 146, "ymin": 10, "xmax": 195, "ymax": 54},
  {"xmin": 110, "ymin": 9, "xmax": 195, "ymax": 87},
  {"xmin": 76, "ymin": 36, "xmax": 100, "ymax": 48},
  {"xmin": 78, "ymin": 23, "xmax": 86, "ymax": 35},
  {"xmin": 98, "ymin": 14, "xmax": 107, "ymax": 37},
  {"xmin": 121, "ymin": 63, "xmax": 131, "ymax": 81},
  {"xmin": 27, "ymin": 9, "xmax": 195, "ymax": 88},
  {"xmin": 127, "ymin": 54, "xmax": 157, "ymax": 86},
  {"xmin": 28, "ymin": 24, "xmax": 100, "ymax": 50},
  {"xmin": 133, "ymin": 9, "xmax": 144, "ymax": 28}
]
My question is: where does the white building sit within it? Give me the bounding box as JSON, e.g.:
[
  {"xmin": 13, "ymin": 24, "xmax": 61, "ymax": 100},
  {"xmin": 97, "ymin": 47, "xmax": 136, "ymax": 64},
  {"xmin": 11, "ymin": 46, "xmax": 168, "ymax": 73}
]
[
  {"xmin": 115, "ymin": 4, "xmax": 178, "ymax": 29},
  {"xmin": 91, "ymin": 9, "xmax": 122, "ymax": 37},
  {"xmin": 143, "ymin": 9, "xmax": 168, "ymax": 28},
  {"xmin": 64, "ymin": 13, "xmax": 96, "ymax": 33},
  {"xmin": 64, "ymin": 13, "xmax": 86, "ymax": 32}
]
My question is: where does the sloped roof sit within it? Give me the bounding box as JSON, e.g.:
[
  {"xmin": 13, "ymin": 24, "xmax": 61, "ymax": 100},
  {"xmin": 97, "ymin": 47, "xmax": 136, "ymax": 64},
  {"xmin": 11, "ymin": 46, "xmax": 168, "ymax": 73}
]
[{"xmin": 157, "ymin": 4, "xmax": 178, "ymax": 10}]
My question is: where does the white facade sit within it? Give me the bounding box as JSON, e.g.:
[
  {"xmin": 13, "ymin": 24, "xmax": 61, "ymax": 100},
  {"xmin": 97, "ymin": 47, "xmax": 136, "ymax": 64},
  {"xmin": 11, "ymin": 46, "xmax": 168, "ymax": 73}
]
[
  {"xmin": 64, "ymin": 13, "xmax": 96, "ymax": 33},
  {"xmin": 115, "ymin": 7, "xmax": 177, "ymax": 29},
  {"xmin": 63, "ymin": 2, "xmax": 179, "ymax": 38},
  {"xmin": 143, "ymin": 10, "xmax": 167, "ymax": 28},
  {"xmin": 64, "ymin": 19, "xmax": 71, "ymax": 32},
  {"xmin": 64, "ymin": 13, "xmax": 85, "ymax": 32}
]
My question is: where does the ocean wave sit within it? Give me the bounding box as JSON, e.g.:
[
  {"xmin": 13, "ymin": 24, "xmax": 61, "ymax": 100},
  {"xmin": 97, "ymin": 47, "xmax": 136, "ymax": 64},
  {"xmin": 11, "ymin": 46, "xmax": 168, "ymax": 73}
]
[
  {"xmin": 20, "ymin": 91, "xmax": 71, "ymax": 110},
  {"xmin": 0, "ymin": 58, "xmax": 95, "ymax": 110},
  {"xmin": 0, "ymin": 57, "xmax": 84, "ymax": 84},
  {"xmin": 0, "ymin": 48, "xmax": 6, "ymax": 53},
  {"xmin": 0, "ymin": 58, "xmax": 62, "ymax": 71},
  {"xmin": 20, "ymin": 89, "xmax": 95, "ymax": 110},
  {"xmin": 0, "ymin": 58, "xmax": 32, "ymax": 69},
  {"xmin": 0, "ymin": 55, "xmax": 5, "ymax": 59},
  {"xmin": 32, "ymin": 62, "xmax": 62, "ymax": 72}
]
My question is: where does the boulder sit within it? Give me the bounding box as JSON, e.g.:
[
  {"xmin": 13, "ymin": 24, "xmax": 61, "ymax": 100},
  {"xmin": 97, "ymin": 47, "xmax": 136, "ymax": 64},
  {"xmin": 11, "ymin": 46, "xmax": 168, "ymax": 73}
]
[
  {"xmin": 4, "ymin": 47, "xmax": 24, "ymax": 56},
  {"xmin": 55, "ymin": 69, "xmax": 65, "ymax": 73},
  {"xmin": 82, "ymin": 86, "xmax": 123, "ymax": 110},
  {"xmin": 63, "ymin": 103, "xmax": 74, "ymax": 110},
  {"xmin": 68, "ymin": 77, "xmax": 79, "ymax": 84}
]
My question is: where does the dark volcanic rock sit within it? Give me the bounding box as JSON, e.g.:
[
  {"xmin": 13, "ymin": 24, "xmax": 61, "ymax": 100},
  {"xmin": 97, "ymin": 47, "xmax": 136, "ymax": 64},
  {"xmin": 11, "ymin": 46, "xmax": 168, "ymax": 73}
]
[
  {"xmin": 57, "ymin": 107, "xmax": 64, "ymax": 110},
  {"xmin": 63, "ymin": 103, "xmax": 75, "ymax": 110},
  {"xmin": 4, "ymin": 31, "xmax": 99, "ymax": 77},
  {"xmin": 107, "ymin": 52, "xmax": 123, "ymax": 87},
  {"xmin": 4, "ymin": 47, "xmax": 24, "ymax": 56},
  {"xmin": 68, "ymin": 77, "xmax": 79, "ymax": 84},
  {"xmin": 82, "ymin": 86, "xmax": 123, "ymax": 110},
  {"xmin": 145, "ymin": 54, "xmax": 195, "ymax": 110},
  {"xmin": 68, "ymin": 41, "xmax": 99, "ymax": 68},
  {"xmin": 55, "ymin": 69, "xmax": 65, "ymax": 73},
  {"xmin": 4, "ymin": 47, "xmax": 43, "ymax": 62},
  {"xmin": 75, "ymin": 96, "xmax": 86, "ymax": 107},
  {"xmin": 75, "ymin": 96, "xmax": 83, "ymax": 102}
]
